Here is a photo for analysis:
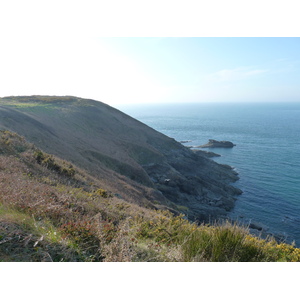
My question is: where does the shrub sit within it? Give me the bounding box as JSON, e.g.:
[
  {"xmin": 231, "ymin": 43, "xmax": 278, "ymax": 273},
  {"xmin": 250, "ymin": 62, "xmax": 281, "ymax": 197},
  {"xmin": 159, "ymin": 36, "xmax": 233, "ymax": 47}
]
[
  {"xmin": 34, "ymin": 150, "xmax": 75, "ymax": 177},
  {"xmin": 94, "ymin": 188, "xmax": 110, "ymax": 198}
]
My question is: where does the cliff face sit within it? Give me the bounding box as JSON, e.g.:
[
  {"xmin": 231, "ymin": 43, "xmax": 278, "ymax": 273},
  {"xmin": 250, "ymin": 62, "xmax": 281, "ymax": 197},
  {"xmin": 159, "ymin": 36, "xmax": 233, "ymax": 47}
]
[{"xmin": 0, "ymin": 96, "xmax": 242, "ymax": 222}]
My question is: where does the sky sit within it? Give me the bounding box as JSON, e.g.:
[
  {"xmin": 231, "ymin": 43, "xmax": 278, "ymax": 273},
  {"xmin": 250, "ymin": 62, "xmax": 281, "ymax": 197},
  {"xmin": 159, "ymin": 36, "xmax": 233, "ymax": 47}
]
[{"xmin": 1, "ymin": 1, "xmax": 300, "ymax": 106}]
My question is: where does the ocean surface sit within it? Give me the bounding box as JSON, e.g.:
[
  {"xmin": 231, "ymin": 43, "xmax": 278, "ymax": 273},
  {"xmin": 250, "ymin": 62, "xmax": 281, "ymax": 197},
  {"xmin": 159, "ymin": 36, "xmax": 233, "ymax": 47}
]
[{"xmin": 116, "ymin": 102, "xmax": 300, "ymax": 246}]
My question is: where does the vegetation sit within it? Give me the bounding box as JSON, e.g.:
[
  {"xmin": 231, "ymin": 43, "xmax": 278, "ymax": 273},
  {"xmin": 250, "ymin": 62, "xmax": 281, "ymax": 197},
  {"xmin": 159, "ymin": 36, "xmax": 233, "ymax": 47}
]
[
  {"xmin": 1, "ymin": 130, "xmax": 300, "ymax": 262},
  {"xmin": 0, "ymin": 95, "xmax": 81, "ymax": 103},
  {"xmin": 34, "ymin": 150, "xmax": 75, "ymax": 177}
]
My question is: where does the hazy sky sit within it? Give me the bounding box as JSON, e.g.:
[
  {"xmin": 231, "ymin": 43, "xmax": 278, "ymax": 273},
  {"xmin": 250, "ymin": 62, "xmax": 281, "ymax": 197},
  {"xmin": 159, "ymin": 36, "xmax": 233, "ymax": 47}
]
[{"xmin": 1, "ymin": 1, "xmax": 299, "ymax": 106}]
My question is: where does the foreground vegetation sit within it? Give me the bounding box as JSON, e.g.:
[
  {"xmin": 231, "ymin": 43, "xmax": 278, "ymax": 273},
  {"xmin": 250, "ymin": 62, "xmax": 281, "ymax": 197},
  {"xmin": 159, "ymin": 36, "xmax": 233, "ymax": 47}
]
[{"xmin": 1, "ymin": 130, "xmax": 300, "ymax": 262}]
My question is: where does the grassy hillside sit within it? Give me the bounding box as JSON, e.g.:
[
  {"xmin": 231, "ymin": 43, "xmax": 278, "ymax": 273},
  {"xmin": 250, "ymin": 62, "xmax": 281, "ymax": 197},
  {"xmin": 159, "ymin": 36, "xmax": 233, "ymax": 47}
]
[
  {"xmin": 0, "ymin": 96, "xmax": 242, "ymax": 222},
  {"xmin": 1, "ymin": 129, "xmax": 300, "ymax": 261},
  {"xmin": 0, "ymin": 96, "xmax": 173, "ymax": 209}
]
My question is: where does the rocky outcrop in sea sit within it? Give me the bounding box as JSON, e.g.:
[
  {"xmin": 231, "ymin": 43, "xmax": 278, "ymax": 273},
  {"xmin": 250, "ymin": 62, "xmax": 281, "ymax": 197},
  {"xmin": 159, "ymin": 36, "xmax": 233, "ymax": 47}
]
[{"xmin": 198, "ymin": 139, "xmax": 236, "ymax": 148}]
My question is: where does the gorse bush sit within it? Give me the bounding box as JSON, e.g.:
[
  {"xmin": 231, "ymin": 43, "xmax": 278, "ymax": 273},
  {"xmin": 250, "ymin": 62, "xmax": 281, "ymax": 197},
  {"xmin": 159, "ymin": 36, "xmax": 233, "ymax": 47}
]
[
  {"xmin": 94, "ymin": 188, "xmax": 110, "ymax": 198},
  {"xmin": 34, "ymin": 150, "xmax": 75, "ymax": 177}
]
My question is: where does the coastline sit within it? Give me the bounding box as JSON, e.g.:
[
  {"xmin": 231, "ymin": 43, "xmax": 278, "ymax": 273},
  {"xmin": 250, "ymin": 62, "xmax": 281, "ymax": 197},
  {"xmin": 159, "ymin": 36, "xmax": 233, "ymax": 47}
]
[
  {"xmin": 180, "ymin": 139, "xmax": 290, "ymax": 243},
  {"xmin": 154, "ymin": 143, "xmax": 243, "ymax": 223},
  {"xmin": 118, "ymin": 102, "xmax": 300, "ymax": 247}
]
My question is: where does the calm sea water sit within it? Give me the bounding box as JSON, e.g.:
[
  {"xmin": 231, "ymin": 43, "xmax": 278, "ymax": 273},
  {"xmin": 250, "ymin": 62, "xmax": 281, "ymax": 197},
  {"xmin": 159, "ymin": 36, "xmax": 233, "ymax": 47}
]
[{"xmin": 117, "ymin": 102, "xmax": 300, "ymax": 246}]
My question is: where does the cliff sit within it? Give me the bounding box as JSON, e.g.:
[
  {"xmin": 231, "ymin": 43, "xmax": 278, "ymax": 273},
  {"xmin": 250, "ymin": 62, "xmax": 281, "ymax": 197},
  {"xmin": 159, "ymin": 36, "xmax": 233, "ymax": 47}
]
[{"xmin": 0, "ymin": 96, "xmax": 241, "ymax": 222}]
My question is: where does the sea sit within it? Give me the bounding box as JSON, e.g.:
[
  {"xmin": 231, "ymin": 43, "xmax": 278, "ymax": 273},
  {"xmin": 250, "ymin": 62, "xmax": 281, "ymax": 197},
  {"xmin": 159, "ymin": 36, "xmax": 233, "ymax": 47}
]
[{"xmin": 116, "ymin": 102, "xmax": 300, "ymax": 246}]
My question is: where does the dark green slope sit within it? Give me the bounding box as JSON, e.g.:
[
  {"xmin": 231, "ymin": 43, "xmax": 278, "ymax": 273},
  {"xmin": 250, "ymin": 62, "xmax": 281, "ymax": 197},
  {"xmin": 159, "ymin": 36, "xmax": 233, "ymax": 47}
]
[{"xmin": 0, "ymin": 96, "xmax": 242, "ymax": 221}]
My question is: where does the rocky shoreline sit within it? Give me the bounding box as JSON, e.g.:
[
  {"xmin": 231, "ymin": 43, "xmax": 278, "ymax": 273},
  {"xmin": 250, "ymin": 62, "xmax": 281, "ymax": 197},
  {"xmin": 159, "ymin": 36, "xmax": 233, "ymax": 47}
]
[
  {"xmin": 179, "ymin": 138, "xmax": 292, "ymax": 243},
  {"xmin": 142, "ymin": 144, "xmax": 243, "ymax": 223},
  {"xmin": 227, "ymin": 217, "xmax": 291, "ymax": 244}
]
